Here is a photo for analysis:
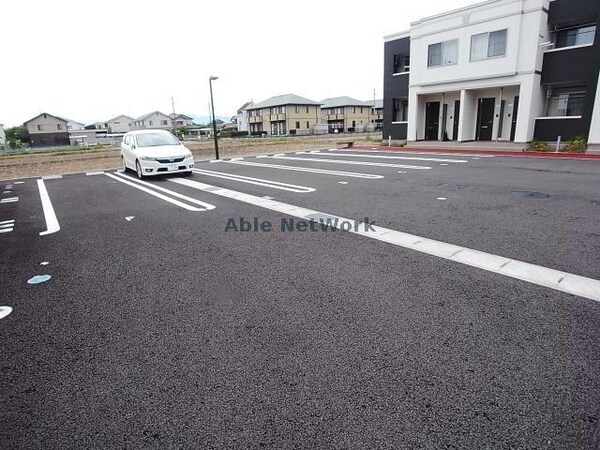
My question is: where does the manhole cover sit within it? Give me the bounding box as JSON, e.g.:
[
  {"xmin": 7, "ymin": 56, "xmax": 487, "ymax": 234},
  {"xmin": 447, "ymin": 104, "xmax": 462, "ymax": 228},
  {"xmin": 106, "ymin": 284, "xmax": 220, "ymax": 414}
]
[{"xmin": 511, "ymin": 190, "xmax": 549, "ymax": 199}]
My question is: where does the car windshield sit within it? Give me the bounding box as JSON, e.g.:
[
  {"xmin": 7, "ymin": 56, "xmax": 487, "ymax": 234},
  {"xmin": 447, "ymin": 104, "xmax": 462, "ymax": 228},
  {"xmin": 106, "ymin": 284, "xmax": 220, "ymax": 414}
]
[{"xmin": 135, "ymin": 133, "xmax": 179, "ymax": 147}]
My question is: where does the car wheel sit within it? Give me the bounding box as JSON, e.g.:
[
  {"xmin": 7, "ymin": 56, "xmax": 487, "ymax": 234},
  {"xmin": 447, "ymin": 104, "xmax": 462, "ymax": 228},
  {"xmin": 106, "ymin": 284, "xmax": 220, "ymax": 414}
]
[{"xmin": 136, "ymin": 160, "xmax": 144, "ymax": 179}]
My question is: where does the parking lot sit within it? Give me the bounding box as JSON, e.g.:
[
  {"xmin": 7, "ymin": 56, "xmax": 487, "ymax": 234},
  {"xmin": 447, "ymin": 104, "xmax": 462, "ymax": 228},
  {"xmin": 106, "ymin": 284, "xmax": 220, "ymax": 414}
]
[{"xmin": 2, "ymin": 147, "xmax": 600, "ymax": 448}]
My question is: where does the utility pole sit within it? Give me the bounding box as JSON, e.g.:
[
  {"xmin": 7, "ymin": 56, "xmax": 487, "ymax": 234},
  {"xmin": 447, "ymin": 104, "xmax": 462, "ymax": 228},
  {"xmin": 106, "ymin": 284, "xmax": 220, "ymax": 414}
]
[{"xmin": 209, "ymin": 76, "xmax": 219, "ymax": 160}]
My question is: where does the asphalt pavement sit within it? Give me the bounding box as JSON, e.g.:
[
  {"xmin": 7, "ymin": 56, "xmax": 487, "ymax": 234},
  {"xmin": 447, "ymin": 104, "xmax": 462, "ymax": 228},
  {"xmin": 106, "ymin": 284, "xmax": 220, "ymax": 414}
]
[{"xmin": 1, "ymin": 148, "xmax": 600, "ymax": 449}]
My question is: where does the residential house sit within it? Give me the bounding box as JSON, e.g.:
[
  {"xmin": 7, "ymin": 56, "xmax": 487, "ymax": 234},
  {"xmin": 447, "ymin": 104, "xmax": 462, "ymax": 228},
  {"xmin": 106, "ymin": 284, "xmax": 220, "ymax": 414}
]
[
  {"xmin": 383, "ymin": 0, "xmax": 600, "ymax": 146},
  {"xmin": 236, "ymin": 101, "xmax": 253, "ymax": 132},
  {"xmin": 245, "ymin": 94, "xmax": 321, "ymax": 136},
  {"xmin": 0, "ymin": 123, "xmax": 5, "ymax": 147},
  {"xmin": 133, "ymin": 111, "xmax": 171, "ymax": 130},
  {"xmin": 170, "ymin": 113, "xmax": 195, "ymax": 129},
  {"xmin": 24, "ymin": 113, "xmax": 70, "ymax": 147},
  {"xmin": 104, "ymin": 115, "xmax": 135, "ymax": 133},
  {"xmin": 320, "ymin": 97, "xmax": 372, "ymax": 132},
  {"xmin": 67, "ymin": 120, "xmax": 85, "ymax": 132}
]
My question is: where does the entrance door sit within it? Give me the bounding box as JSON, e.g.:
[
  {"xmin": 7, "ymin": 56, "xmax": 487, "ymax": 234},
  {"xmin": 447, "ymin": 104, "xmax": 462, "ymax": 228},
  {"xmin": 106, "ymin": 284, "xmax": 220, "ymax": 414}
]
[
  {"xmin": 425, "ymin": 102, "xmax": 440, "ymax": 140},
  {"xmin": 510, "ymin": 96, "xmax": 519, "ymax": 142},
  {"xmin": 452, "ymin": 100, "xmax": 460, "ymax": 140},
  {"xmin": 476, "ymin": 98, "xmax": 495, "ymax": 141}
]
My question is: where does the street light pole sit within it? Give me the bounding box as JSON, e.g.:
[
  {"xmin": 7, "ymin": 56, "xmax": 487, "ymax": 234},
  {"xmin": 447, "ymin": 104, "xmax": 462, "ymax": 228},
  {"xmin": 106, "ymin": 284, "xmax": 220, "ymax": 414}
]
[{"xmin": 209, "ymin": 76, "xmax": 219, "ymax": 160}]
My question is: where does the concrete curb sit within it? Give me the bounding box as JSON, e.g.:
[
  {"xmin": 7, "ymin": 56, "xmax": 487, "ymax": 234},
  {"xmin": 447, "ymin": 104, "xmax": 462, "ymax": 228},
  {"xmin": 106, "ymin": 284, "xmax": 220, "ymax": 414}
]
[{"xmin": 353, "ymin": 145, "xmax": 600, "ymax": 160}]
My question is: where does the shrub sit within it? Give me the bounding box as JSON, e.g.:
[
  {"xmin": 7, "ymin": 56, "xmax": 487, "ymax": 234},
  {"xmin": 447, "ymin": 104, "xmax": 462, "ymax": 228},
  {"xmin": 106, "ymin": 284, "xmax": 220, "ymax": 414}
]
[
  {"xmin": 563, "ymin": 135, "xmax": 587, "ymax": 153},
  {"xmin": 529, "ymin": 139, "xmax": 550, "ymax": 152},
  {"xmin": 8, "ymin": 139, "xmax": 22, "ymax": 149}
]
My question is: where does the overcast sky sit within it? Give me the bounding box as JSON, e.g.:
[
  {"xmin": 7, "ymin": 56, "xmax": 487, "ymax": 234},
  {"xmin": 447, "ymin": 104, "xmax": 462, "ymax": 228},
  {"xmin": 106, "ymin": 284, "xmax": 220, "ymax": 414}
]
[{"xmin": 1, "ymin": 0, "xmax": 478, "ymax": 126}]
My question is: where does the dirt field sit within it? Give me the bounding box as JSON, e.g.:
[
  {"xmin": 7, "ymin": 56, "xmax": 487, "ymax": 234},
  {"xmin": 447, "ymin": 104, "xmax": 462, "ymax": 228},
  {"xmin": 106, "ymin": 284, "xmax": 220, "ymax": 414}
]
[{"xmin": 0, "ymin": 134, "xmax": 383, "ymax": 180}]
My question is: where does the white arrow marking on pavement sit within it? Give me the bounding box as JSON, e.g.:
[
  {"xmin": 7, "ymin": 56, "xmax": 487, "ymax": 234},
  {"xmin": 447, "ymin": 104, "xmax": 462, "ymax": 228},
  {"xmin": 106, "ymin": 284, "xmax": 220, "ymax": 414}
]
[
  {"xmin": 125, "ymin": 216, "xmax": 134, "ymax": 221},
  {"xmin": 0, "ymin": 306, "xmax": 13, "ymax": 320}
]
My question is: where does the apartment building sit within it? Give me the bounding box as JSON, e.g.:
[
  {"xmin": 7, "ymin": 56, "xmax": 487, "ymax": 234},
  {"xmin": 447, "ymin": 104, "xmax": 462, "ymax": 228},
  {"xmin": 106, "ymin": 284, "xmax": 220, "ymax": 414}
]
[
  {"xmin": 383, "ymin": 0, "xmax": 600, "ymax": 146},
  {"xmin": 24, "ymin": 113, "xmax": 70, "ymax": 147},
  {"xmin": 372, "ymin": 99, "xmax": 383, "ymax": 130},
  {"xmin": 320, "ymin": 97, "xmax": 372, "ymax": 132},
  {"xmin": 245, "ymin": 94, "xmax": 321, "ymax": 136}
]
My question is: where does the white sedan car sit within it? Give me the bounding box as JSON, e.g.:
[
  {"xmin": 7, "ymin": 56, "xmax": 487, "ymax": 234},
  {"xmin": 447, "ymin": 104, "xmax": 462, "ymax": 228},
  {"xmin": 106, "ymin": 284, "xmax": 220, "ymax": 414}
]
[{"xmin": 120, "ymin": 130, "xmax": 194, "ymax": 178}]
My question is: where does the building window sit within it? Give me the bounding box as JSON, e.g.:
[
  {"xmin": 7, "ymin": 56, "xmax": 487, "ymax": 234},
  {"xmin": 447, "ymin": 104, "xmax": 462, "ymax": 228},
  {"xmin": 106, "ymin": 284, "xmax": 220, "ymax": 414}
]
[
  {"xmin": 471, "ymin": 29, "xmax": 507, "ymax": 61},
  {"xmin": 393, "ymin": 98, "xmax": 408, "ymax": 122},
  {"xmin": 295, "ymin": 106, "xmax": 299, "ymax": 113},
  {"xmin": 306, "ymin": 121, "xmax": 309, "ymax": 129},
  {"xmin": 353, "ymin": 107, "xmax": 356, "ymax": 113},
  {"xmin": 296, "ymin": 121, "xmax": 300, "ymax": 129},
  {"xmin": 546, "ymin": 87, "xmax": 586, "ymax": 117},
  {"xmin": 555, "ymin": 24, "xmax": 596, "ymax": 48},
  {"xmin": 149, "ymin": 120, "xmax": 153, "ymax": 126},
  {"xmin": 57, "ymin": 124, "xmax": 63, "ymax": 130},
  {"xmin": 428, "ymin": 40, "xmax": 458, "ymax": 67},
  {"xmin": 161, "ymin": 120, "xmax": 168, "ymax": 125},
  {"xmin": 393, "ymin": 53, "xmax": 410, "ymax": 73},
  {"xmin": 306, "ymin": 106, "xmax": 309, "ymax": 113},
  {"xmin": 37, "ymin": 124, "xmax": 43, "ymax": 131}
]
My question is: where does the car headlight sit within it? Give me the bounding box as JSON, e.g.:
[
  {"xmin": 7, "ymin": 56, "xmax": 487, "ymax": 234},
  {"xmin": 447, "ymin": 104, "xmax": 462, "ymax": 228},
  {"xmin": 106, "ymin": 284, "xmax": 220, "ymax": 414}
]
[{"xmin": 140, "ymin": 156, "xmax": 155, "ymax": 161}]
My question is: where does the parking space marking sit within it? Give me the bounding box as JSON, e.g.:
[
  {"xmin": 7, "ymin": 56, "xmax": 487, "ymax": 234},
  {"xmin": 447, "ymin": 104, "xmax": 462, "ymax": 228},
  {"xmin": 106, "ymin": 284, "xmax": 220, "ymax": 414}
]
[
  {"xmin": 226, "ymin": 160, "xmax": 384, "ymax": 179},
  {"xmin": 0, "ymin": 306, "xmax": 13, "ymax": 320},
  {"xmin": 107, "ymin": 173, "xmax": 216, "ymax": 211},
  {"xmin": 37, "ymin": 179, "xmax": 60, "ymax": 236},
  {"xmin": 193, "ymin": 168, "xmax": 315, "ymax": 193},
  {"xmin": 331, "ymin": 149, "xmax": 495, "ymax": 158},
  {"xmin": 269, "ymin": 155, "xmax": 431, "ymax": 170},
  {"xmin": 0, "ymin": 197, "xmax": 19, "ymax": 203},
  {"xmin": 314, "ymin": 153, "xmax": 468, "ymax": 163},
  {"xmin": 169, "ymin": 177, "xmax": 600, "ymax": 303},
  {"xmin": 0, "ymin": 219, "xmax": 15, "ymax": 233}
]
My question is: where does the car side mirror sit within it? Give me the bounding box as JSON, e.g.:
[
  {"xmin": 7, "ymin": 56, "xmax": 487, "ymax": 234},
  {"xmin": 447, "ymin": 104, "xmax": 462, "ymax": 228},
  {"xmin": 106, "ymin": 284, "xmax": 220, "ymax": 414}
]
[{"xmin": 131, "ymin": 143, "xmax": 136, "ymax": 149}]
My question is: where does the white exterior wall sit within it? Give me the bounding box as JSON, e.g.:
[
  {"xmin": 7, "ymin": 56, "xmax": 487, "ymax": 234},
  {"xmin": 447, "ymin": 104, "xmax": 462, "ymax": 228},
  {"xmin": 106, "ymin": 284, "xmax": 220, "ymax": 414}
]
[
  {"xmin": 588, "ymin": 76, "xmax": 600, "ymax": 145},
  {"xmin": 107, "ymin": 116, "xmax": 134, "ymax": 133},
  {"xmin": 0, "ymin": 125, "xmax": 5, "ymax": 145},
  {"xmin": 237, "ymin": 111, "xmax": 249, "ymax": 132},
  {"xmin": 407, "ymin": 0, "xmax": 550, "ymax": 143},
  {"xmin": 25, "ymin": 114, "xmax": 69, "ymax": 134}
]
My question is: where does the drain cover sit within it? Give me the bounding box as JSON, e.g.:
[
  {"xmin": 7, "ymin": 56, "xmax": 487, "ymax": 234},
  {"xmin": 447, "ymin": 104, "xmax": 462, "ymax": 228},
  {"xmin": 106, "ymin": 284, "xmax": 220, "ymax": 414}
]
[{"xmin": 511, "ymin": 190, "xmax": 549, "ymax": 199}]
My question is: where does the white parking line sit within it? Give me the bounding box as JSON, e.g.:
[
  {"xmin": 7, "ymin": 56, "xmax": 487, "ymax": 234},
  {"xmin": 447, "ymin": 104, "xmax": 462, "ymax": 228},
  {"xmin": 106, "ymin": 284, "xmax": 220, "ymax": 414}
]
[
  {"xmin": 0, "ymin": 219, "xmax": 15, "ymax": 225},
  {"xmin": 107, "ymin": 173, "xmax": 215, "ymax": 211},
  {"xmin": 310, "ymin": 152, "xmax": 468, "ymax": 163},
  {"xmin": 226, "ymin": 160, "xmax": 384, "ymax": 179},
  {"xmin": 193, "ymin": 168, "xmax": 315, "ymax": 193},
  {"xmin": 0, "ymin": 197, "xmax": 19, "ymax": 203},
  {"xmin": 330, "ymin": 149, "xmax": 495, "ymax": 158},
  {"xmin": 37, "ymin": 179, "xmax": 60, "ymax": 236},
  {"xmin": 168, "ymin": 177, "xmax": 600, "ymax": 303},
  {"xmin": 269, "ymin": 155, "xmax": 431, "ymax": 170}
]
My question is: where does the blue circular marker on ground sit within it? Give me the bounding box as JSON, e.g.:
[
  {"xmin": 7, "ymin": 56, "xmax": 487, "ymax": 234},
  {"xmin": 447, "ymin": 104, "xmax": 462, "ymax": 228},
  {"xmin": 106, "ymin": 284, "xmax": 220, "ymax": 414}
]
[{"xmin": 27, "ymin": 275, "xmax": 51, "ymax": 284}]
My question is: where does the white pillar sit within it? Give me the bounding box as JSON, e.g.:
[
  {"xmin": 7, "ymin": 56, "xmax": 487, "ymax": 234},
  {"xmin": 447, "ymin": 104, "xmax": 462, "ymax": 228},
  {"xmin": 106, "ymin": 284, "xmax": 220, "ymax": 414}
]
[
  {"xmin": 588, "ymin": 75, "xmax": 600, "ymax": 145},
  {"xmin": 513, "ymin": 75, "xmax": 544, "ymax": 143},
  {"xmin": 407, "ymin": 90, "xmax": 419, "ymax": 141}
]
